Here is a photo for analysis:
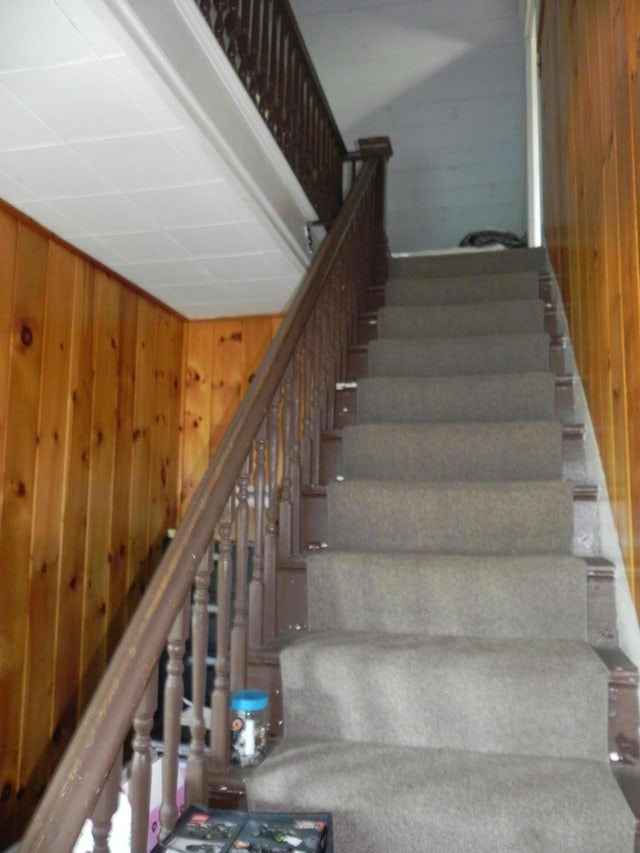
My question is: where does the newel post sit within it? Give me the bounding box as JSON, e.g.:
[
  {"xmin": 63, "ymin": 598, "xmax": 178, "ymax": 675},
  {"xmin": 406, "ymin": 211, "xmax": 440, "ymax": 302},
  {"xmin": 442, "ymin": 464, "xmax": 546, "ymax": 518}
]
[{"xmin": 357, "ymin": 137, "xmax": 393, "ymax": 288}]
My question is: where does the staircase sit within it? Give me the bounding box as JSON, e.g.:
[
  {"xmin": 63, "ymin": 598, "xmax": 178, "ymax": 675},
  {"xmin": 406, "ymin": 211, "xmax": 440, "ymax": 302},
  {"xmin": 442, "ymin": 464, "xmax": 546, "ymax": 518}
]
[{"xmin": 245, "ymin": 248, "xmax": 638, "ymax": 850}]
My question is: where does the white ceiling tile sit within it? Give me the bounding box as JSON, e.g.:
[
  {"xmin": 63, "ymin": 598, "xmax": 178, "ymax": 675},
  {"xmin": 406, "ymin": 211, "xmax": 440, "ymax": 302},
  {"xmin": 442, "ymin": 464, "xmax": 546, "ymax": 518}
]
[
  {"xmin": 222, "ymin": 277, "xmax": 299, "ymax": 301},
  {"xmin": 202, "ymin": 251, "xmax": 302, "ymax": 280},
  {"xmin": 0, "ymin": 0, "xmax": 96, "ymax": 70},
  {"xmin": 97, "ymin": 231, "xmax": 189, "ymax": 263},
  {"xmin": 0, "ymin": 86, "xmax": 61, "ymax": 150},
  {"xmin": 111, "ymin": 258, "xmax": 214, "ymax": 286},
  {"xmin": 176, "ymin": 297, "xmax": 288, "ymax": 319},
  {"xmin": 0, "ymin": 170, "xmax": 36, "ymax": 204},
  {"xmin": 164, "ymin": 128, "xmax": 229, "ymax": 182},
  {"xmin": 52, "ymin": 0, "xmax": 125, "ymax": 59},
  {"xmin": 128, "ymin": 183, "xmax": 235, "ymax": 229},
  {"xmin": 0, "ymin": 145, "xmax": 115, "ymax": 197},
  {"xmin": 1, "ymin": 62, "xmax": 155, "ymax": 142},
  {"xmin": 72, "ymin": 133, "xmax": 201, "ymax": 191},
  {"xmin": 104, "ymin": 56, "xmax": 184, "ymax": 132},
  {"xmin": 146, "ymin": 282, "xmax": 235, "ymax": 304},
  {"xmin": 67, "ymin": 235, "xmax": 131, "ymax": 268},
  {"xmin": 203, "ymin": 180, "xmax": 257, "ymax": 221},
  {"xmin": 167, "ymin": 220, "xmax": 277, "ymax": 258},
  {"xmin": 49, "ymin": 193, "xmax": 157, "ymax": 234},
  {"xmin": 16, "ymin": 199, "xmax": 88, "ymax": 239}
]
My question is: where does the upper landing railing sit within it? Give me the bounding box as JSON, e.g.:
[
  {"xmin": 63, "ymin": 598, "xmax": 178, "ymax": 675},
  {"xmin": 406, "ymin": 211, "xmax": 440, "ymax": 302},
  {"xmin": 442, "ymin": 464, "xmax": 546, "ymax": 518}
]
[{"xmin": 197, "ymin": 0, "xmax": 347, "ymax": 222}]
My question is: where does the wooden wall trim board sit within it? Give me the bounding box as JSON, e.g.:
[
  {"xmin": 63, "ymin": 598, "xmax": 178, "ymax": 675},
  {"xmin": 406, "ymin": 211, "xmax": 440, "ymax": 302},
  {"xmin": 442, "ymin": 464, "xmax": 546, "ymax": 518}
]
[
  {"xmin": 0, "ymin": 199, "xmax": 281, "ymax": 844},
  {"xmin": 540, "ymin": 0, "xmax": 640, "ymax": 613}
]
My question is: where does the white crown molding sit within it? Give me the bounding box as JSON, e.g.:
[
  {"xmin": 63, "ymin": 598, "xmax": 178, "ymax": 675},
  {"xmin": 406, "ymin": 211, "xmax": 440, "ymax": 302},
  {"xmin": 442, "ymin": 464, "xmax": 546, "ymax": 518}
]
[{"xmin": 96, "ymin": 0, "xmax": 319, "ymax": 267}]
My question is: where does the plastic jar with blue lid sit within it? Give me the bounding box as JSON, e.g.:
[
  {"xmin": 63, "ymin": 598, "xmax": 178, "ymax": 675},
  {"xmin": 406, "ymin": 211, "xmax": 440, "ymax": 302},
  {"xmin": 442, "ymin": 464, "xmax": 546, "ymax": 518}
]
[{"xmin": 230, "ymin": 689, "xmax": 268, "ymax": 766}]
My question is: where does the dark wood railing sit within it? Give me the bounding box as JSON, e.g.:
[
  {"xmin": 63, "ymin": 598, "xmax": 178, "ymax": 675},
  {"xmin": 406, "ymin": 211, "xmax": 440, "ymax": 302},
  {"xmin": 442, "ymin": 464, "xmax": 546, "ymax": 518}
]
[
  {"xmin": 197, "ymin": 0, "xmax": 347, "ymax": 222},
  {"xmin": 20, "ymin": 137, "xmax": 392, "ymax": 853}
]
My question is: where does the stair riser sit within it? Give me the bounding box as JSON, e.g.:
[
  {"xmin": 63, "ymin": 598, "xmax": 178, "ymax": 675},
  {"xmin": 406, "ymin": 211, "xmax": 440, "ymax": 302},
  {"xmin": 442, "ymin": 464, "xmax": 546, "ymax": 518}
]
[
  {"xmin": 388, "ymin": 247, "xmax": 547, "ymax": 278},
  {"xmin": 321, "ymin": 429, "xmax": 586, "ymax": 485},
  {"xmin": 300, "ymin": 488, "xmax": 598, "ymax": 556},
  {"xmin": 348, "ymin": 338, "xmax": 567, "ymax": 379},
  {"xmin": 341, "ymin": 422, "xmax": 563, "ymax": 482},
  {"xmin": 385, "ymin": 271, "xmax": 541, "ymax": 305},
  {"xmin": 306, "ymin": 553, "xmax": 588, "ymax": 640},
  {"xmin": 280, "ymin": 634, "xmax": 609, "ymax": 760},
  {"xmin": 369, "ymin": 334, "xmax": 550, "ymax": 378},
  {"xmin": 336, "ymin": 376, "xmax": 577, "ymax": 428},
  {"xmin": 377, "ymin": 300, "xmax": 545, "ymax": 339},
  {"xmin": 327, "ymin": 480, "xmax": 574, "ymax": 555}
]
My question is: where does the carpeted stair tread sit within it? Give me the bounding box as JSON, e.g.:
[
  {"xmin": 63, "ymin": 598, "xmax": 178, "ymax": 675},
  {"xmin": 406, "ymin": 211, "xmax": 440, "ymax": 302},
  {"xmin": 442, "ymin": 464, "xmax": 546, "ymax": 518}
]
[
  {"xmin": 368, "ymin": 333, "xmax": 550, "ymax": 377},
  {"xmin": 247, "ymin": 740, "xmax": 635, "ymax": 853},
  {"xmin": 342, "ymin": 421, "xmax": 563, "ymax": 481},
  {"xmin": 385, "ymin": 270, "xmax": 541, "ymax": 305},
  {"xmin": 389, "ymin": 246, "xmax": 547, "ymax": 278},
  {"xmin": 377, "ymin": 299, "xmax": 545, "ymax": 338},
  {"xmin": 327, "ymin": 479, "xmax": 574, "ymax": 555},
  {"xmin": 357, "ymin": 372, "xmax": 556, "ymax": 423},
  {"xmin": 306, "ymin": 551, "xmax": 588, "ymax": 640},
  {"xmin": 279, "ymin": 632, "xmax": 608, "ymax": 760}
]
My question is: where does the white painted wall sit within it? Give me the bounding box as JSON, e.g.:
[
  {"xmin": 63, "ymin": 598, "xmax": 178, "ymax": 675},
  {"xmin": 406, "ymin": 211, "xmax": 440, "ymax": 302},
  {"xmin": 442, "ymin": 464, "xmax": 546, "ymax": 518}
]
[{"xmin": 292, "ymin": 0, "xmax": 527, "ymax": 252}]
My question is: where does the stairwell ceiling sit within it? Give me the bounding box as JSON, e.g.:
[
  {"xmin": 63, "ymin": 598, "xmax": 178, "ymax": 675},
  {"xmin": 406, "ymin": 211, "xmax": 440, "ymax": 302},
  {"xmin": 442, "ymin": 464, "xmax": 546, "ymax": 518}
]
[{"xmin": 0, "ymin": 0, "xmax": 310, "ymax": 319}]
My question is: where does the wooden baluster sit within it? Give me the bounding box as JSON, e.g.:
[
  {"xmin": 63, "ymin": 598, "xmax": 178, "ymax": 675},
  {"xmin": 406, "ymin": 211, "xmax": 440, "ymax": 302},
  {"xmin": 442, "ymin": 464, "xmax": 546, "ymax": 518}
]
[
  {"xmin": 230, "ymin": 456, "xmax": 251, "ymax": 693},
  {"xmin": 236, "ymin": 0, "xmax": 252, "ymax": 84},
  {"xmin": 249, "ymin": 420, "xmax": 267, "ymax": 649},
  {"xmin": 260, "ymin": 0, "xmax": 274, "ymax": 122},
  {"xmin": 279, "ymin": 361, "xmax": 294, "ymax": 557},
  {"xmin": 161, "ymin": 596, "xmax": 190, "ymax": 836},
  {"xmin": 278, "ymin": 12, "xmax": 289, "ymax": 153},
  {"xmin": 213, "ymin": 0, "xmax": 228, "ymax": 46},
  {"xmin": 326, "ymin": 277, "xmax": 338, "ymax": 431},
  {"xmin": 290, "ymin": 343, "xmax": 303, "ymax": 555},
  {"xmin": 247, "ymin": 0, "xmax": 261, "ymax": 98},
  {"xmin": 316, "ymin": 298, "xmax": 328, "ymax": 437},
  {"xmin": 130, "ymin": 665, "xmax": 159, "ymax": 853},
  {"xmin": 224, "ymin": 0, "xmax": 239, "ymax": 65},
  {"xmin": 185, "ymin": 548, "xmax": 213, "ymax": 805},
  {"xmin": 90, "ymin": 749, "xmax": 122, "ymax": 853},
  {"xmin": 263, "ymin": 389, "xmax": 280, "ymax": 641},
  {"xmin": 199, "ymin": 0, "xmax": 213, "ymax": 28},
  {"xmin": 303, "ymin": 324, "xmax": 319, "ymax": 488},
  {"xmin": 271, "ymin": 4, "xmax": 283, "ymax": 145},
  {"xmin": 210, "ymin": 496, "xmax": 234, "ymax": 772}
]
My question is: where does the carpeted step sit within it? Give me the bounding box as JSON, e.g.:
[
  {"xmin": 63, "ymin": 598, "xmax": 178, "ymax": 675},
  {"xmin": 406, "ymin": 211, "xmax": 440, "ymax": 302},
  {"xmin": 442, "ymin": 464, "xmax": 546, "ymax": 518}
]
[
  {"xmin": 327, "ymin": 479, "xmax": 574, "ymax": 555},
  {"xmin": 357, "ymin": 373, "xmax": 556, "ymax": 424},
  {"xmin": 377, "ymin": 300, "xmax": 545, "ymax": 339},
  {"xmin": 279, "ymin": 632, "xmax": 608, "ymax": 760},
  {"xmin": 247, "ymin": 740, "xmax": 635, "ymax": 853},
  {"xmin": 385, "ymin": 270, "xmax": 541, "ymax": 305},
  {"xmin": 342, "ymin": 421, "xmax": 562, "ymax": 482},
  {"xmin": 389, "ymin": 246, "xmax": 547, "ymax": 278},
  {"xmin": 368, "ymin": 333, "xmax": 550, "ymax": 377},
  {"xmin": 306, "ymin": 551, "xmax": 588, "ymax": 640}
]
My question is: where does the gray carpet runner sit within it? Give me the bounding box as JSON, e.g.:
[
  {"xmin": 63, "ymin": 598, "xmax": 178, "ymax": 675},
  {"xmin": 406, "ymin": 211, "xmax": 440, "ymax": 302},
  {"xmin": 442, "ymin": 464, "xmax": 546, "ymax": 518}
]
[{"xmin": 247, "ymin": 249, "xmax": 635, "ymax": 850}]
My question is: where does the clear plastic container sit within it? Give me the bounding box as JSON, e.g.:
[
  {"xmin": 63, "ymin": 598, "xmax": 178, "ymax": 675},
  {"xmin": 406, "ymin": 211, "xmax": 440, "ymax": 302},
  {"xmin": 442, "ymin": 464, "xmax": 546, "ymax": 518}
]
[{"xmin": 230, "ymin": 689, "xmax": 268, "ymax": 766}]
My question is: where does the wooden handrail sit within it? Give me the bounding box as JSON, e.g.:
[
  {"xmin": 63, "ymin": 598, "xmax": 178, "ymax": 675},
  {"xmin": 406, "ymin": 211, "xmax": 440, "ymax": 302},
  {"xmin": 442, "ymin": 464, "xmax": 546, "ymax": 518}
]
[
  {"xmin": 20, "ymin": 138, "xmax": 392, "ymax": 853},
  {"xmin": 198, "ymin": 0, "xmax": 347, "ymax": 221}
]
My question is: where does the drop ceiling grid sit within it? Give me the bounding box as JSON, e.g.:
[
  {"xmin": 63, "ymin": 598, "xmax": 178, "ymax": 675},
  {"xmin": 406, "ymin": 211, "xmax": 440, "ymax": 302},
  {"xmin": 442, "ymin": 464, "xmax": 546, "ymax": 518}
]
[{"xmin": 0, "ymin": 0, "xmax": 303, "ymax": 318}]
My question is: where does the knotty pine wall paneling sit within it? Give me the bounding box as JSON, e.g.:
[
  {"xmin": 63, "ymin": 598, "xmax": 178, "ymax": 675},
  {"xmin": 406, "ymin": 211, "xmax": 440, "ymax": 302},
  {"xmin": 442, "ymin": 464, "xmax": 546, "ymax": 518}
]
[
  {"xmin": 540, "ymin": 0, "xmax": 640, "ymax": 609},
  {"xmin": 0, "ymin": 202, "xmax": 186, "ymax": 844},
  {"xmin": 181, "ymin": 314, "xmax": 282, "ymax": 512}
]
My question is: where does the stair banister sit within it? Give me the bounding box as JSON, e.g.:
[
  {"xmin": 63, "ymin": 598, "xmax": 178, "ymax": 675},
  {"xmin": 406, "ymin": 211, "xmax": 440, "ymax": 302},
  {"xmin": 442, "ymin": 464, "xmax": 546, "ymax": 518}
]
[{"xmin": 20, "ymin": 138, "xmax": 392, "ymax": 853}]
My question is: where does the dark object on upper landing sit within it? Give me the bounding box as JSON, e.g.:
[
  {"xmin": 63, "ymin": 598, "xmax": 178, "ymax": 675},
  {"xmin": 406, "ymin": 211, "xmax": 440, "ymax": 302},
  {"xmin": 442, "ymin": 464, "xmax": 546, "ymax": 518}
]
[{"xmin": 460, "ymin": 230, "xmax": 528, "ymax": 249}]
